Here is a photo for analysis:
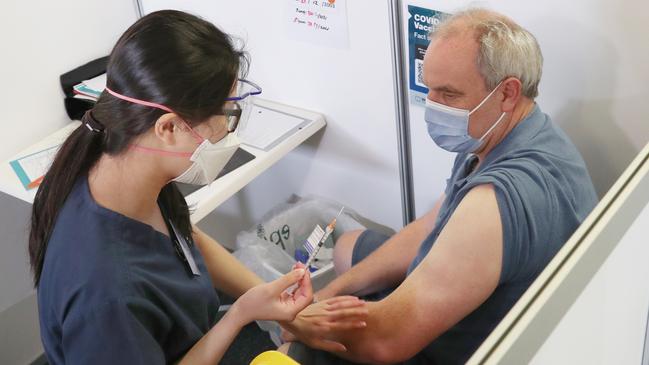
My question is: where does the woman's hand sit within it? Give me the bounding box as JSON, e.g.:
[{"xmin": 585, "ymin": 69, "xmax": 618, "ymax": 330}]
[
  {"xmin": 231, "ymin": 264, "xmax": 313, "ymax": 326},
  {"xmin": 279, "ymin": 296, "xmax": 368, "ymax": 352},
  {"xmin": 179, "ymin": 265, "xmax": 311, "ymax": 365}
]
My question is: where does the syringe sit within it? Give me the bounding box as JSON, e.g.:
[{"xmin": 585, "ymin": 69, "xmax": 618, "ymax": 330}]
[{"xmin": 303, "ymin": 206, "xmax": 345, "ymax": 270}]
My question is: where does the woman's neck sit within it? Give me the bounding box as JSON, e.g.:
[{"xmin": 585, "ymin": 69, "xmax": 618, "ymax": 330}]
[{"xmin": 87, "ymin": 150, "xmax": 169, "ymax": 231}]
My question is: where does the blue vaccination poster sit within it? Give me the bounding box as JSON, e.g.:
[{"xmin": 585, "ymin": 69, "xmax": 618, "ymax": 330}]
[{"xmin": 407, "ymin": 5, "xmax": 450, "ymax": 106}]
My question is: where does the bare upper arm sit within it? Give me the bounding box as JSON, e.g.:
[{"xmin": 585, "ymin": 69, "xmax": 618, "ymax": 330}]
[
  {"xmin": 417, "ymin": 192, "xmax": 446, "ymax": 231},
  {"xmin": 366, "ymin": 184, "xmax": 503, "ymax": 362}
]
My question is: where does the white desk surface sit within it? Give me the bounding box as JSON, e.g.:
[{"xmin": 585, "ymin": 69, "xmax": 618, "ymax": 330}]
[
  {"xmin": 0, "ymin": 121, "xmax": 81, "ymax": 204},
  {"xmin": 0, "ymin": 98, "xmax": 326, "ymax": 224}
]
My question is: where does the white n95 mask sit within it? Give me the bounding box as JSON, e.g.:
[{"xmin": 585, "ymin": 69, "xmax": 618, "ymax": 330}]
[
  {"xmin": 103, "ymin": 86, "xmax": 242, "ymax": 186},
  {"xmin": 424, "ymin": 81, "xmax": 506, "ymax": 153},
  {"xmin": 172, "ymin": 133, "xmax": 240, "ymax": 186}
]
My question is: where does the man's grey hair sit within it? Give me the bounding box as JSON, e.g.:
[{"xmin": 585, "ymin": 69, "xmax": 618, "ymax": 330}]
[{"xmin": 432, "ymin": 9, "xmax": 543, "ymax": 99}]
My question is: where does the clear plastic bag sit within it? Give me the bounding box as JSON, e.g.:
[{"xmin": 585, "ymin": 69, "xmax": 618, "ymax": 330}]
[
  {"xmin": 232, "ymin": 196, "xmax": 365, "ymax": 346},
  {"xmin": 234, "ymin": 196, "xmax": 364, "ymax": 287}
]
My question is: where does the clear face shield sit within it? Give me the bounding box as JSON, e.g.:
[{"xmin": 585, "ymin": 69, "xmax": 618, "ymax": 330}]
[
  {"xmin": 193, "ymin": 78, "xmax": 262, "ymax": 143},
  {"xmin": 226, "ymin": 79, "xmax": 262, "ymax": 136}
]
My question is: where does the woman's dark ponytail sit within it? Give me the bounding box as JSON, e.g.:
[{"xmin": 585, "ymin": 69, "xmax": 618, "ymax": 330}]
[
  {"xmin": 29, "ymin": 112, "xmax": 104, "ymax": 285},
  {"xmin": 29, "ymin": 10, "xmax": 248, "ymax": 286}
]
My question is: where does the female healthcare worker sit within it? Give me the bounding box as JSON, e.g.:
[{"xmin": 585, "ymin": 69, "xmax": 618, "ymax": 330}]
[{"xmin": 28, "ymin": 10, "xmax": 365, "ymax": 364}]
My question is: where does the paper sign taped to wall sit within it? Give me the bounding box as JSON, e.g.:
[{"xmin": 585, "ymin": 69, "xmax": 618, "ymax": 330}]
[{"xmin": 285, "ymin": 0, "xmax": 349, "ymax": 49}]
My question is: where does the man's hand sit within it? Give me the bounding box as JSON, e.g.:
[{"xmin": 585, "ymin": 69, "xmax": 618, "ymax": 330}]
[{"xmin": 280, "ymin": 296, "xmax": 368, "ymax": 352}]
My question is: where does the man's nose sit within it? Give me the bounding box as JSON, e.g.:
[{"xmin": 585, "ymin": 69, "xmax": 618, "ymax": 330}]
[{"xmin": 427, "ymin": 90, "xmax": 441, "ymax": 103}]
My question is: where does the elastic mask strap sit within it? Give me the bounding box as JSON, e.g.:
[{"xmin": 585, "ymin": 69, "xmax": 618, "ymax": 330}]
[
  {"xmin": 105, "ymin": 87, "xmax": 174, "ymax": 113},
  {"xmin": 469, "ymin": 81, "xmax": 504, "ymax": 115},
  {"xmin": 179, "ymin": 120, "xmax": 205, "ymax": 144},
  {"xmin": 478, "ymin": 112, "xmax": 507, "ymax": 142},
  {"xmin": 105, "ymin": 87, "xmax": 205, "ymax": 145},
  {"xmin": 130, "ymin": 145, "xmax": 193, "ymax": 158}
]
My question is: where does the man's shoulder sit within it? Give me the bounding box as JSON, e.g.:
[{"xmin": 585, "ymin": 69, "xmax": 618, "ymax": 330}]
[
  {"xmin": 501, "ymin": 106, "xmax": 585, "ymax": 167},
  {"xmin": 480, "ymin": 109, "xmax": 589, "ymax": 187}
]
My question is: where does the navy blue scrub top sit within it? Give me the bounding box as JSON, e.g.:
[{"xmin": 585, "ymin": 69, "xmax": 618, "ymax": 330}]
[{"xmin": 37, "ymin": 176, "xmax": 220, "ymax": 364}]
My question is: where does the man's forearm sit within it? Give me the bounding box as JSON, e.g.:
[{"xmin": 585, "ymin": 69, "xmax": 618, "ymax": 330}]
[
  {"xmin": 318, "ymin": 215, "xmax": 435, "ymax": 299},
  {"xmin": 314, "ymin": 276, "xmax": 445, "ymax": 364},
  {"xmin": 313, "ymin": 301, "xmax": 401, "ymax": 364},
  {"xmin": 319, "ymin": 197, "xmax": 443, "ymax": 300},
  {"xmin": 318, "ymin": 237, "xmax": 412, "ymax": 299}
]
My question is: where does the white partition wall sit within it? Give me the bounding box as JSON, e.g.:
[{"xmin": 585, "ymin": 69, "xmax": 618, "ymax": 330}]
[{"xmin": 531, "ymin": 195, "xmax": 649, "ymax": 365}]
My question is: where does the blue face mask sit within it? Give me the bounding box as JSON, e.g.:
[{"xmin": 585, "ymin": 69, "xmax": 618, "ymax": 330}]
[{"xmin": 424, "ymin": 82, "xmax": 506, "ymax": 153}]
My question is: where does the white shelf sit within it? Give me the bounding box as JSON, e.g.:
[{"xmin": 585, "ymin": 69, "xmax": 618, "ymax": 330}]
[
  {"xmin": 0, "ymin": 98, "xmax": 326, "ymax": 222},
  {"xmin": 186, "ymin": 98, "xmax": 326, "ymax": 223}
]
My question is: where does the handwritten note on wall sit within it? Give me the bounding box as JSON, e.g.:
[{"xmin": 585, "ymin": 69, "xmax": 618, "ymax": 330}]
[{"xmin": 285, "ymin": 0, "xmax": 349, "ymax": 49}]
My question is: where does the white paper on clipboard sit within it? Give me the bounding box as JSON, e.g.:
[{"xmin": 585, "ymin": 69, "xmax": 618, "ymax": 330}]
[
  {"xmin": 9, "ymin": 145, "xmax": 60, "ymax": 189},
  {"xmin": 237, "ymin": 104, "xmax": 309, "ymax": 151}
]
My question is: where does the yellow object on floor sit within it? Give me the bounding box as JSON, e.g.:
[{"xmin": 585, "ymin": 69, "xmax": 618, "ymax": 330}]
[{"xmin": 250, "ymin": 350, "xmax": 300, "ymax": 365}]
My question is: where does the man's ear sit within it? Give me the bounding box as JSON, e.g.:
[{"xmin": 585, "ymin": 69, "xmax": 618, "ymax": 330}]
[
  {"xmin": 500, "ymin": 77, "xmax": 523, "ymax": 113},
  {"xmin": 153, "ymin": 113, "xmax": 185, "ymax": 146}
]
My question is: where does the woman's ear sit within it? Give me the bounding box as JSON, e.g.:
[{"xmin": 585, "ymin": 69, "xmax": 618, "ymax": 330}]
[{"xmin": 153, "ymin": 113, "xmax": 184, "ymax": 146}]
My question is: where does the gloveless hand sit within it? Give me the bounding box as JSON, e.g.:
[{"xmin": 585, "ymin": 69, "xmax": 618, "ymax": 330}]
[
  {"xmin": 232, "ymin": 266, "xmax": 313, "ymax": 326},
  {"xmin": 280, "ymin": 295, "xmax": 368, "ymax": 352}
]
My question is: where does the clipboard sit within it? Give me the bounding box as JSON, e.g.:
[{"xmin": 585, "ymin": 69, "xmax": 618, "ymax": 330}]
[{"xmin": 9, "ymin": 145, "xmax": 60, "ymax": 190}]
